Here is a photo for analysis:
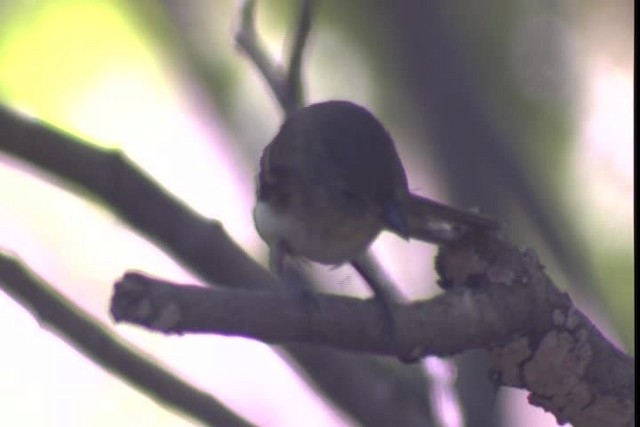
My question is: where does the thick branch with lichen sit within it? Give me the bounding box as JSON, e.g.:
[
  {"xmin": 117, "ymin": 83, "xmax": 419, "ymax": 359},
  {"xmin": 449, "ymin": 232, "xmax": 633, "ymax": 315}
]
[{"xmin": 111, "ymin": 232, "xmax": 634, "ymax": 427}]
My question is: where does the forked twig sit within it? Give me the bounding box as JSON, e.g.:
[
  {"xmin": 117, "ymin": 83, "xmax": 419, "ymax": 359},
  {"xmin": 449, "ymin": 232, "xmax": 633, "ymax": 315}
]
[
  {"xmin": 284, "ymin": 0, "xmax": 313, "ymax": 109},
  {"xmin": 235, "ymin": 0, "xmax": 313, "ymax": 114}
]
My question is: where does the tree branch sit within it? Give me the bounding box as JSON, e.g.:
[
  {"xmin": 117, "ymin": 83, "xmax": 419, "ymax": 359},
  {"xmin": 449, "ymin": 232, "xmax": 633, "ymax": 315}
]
[
  {"xmin": 0, "ymin": 106, "xmax": 278, "ymax": 291},
  {"xmin": 0, "ymin": 105, "xmax": 434, "ymax": 426},
  {"xmin": 0, "ymin": 253, "xmax": 255, "ymax": 427},
  {"xmin": 111, "ymin": 233, "xmax": 634, "ymax": 427},
  {"xmin": 235, "ymin": 0, "xmax": 289, "ymax": 113},
  {"xmin": 284, "ymin": 0, "xmax": 313, "ymax": 109},
  {"xmin": 235, "ymin": 0, "xmax": 313, "ymax": 114}
]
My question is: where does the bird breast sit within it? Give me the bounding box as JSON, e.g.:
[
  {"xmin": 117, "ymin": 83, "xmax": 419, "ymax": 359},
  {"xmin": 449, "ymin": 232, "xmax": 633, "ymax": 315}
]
[{"xmin": 253, "ymin": 199, "xmax": 381, "ymax": 265}]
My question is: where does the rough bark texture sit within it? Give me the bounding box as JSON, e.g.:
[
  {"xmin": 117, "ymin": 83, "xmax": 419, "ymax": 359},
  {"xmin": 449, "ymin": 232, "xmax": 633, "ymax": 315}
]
[{"xmin": 111, "ymin": 231, "xmax": 634, "ymax": 427}]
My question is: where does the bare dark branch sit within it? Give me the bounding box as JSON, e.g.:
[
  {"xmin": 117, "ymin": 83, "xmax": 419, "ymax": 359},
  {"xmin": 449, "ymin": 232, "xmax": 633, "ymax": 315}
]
[
  {"xmin": 0, "ymin": 104, "xmax": 435, "ymax": 427},
  {"xmin": 235, "ymin": 0, "xmax": 289, "ymax": 111},
  {"xmin": 0, "ymin": 253, "xmax": 255, "ymax": 427},
  {"xmin": 0, "ymin": 106, "xmax": 278, "ymax": 291},
  {"xmin": 284, "ymin": 0, "xmax": 313, "ymax": 110},
  {"xmin": 235, "ymin": 0, "xmax": 313, "ymax": 114}
]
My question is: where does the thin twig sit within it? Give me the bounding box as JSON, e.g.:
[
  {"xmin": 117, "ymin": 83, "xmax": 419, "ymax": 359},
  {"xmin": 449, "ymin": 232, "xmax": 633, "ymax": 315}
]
[
  {"xmin": 235, "ymin": 0, "xmax": 314, "ymax": 114},
  {"xmin": 353, "ymin": 252, "xmax": 406, "ymax": 303},
  {"xmin": 235, "ymin": 0, "xmax": 288, "ymax": 110},
  {"xmin": 0, "ymin": 253, "xmax": 255, "ymax": 427},
  {"xmin": 284, "ymin": 0, "xmax": 314, "ymax": 110},
  {"xmin": 352, "ymin": 252, "xmax": 408, "ymax": 358}
]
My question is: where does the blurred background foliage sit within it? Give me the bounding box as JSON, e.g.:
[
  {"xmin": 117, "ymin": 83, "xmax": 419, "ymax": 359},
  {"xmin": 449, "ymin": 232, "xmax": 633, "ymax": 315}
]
[{"xmin": 0, "ymin": 0, "xmax": 633, "ymax": 426}]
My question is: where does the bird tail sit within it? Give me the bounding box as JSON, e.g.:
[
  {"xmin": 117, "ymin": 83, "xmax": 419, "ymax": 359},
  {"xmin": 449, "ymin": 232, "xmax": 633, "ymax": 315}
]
[{"xmin": 403, "ymin": 193, "xmax": 500, "ymax": 244}]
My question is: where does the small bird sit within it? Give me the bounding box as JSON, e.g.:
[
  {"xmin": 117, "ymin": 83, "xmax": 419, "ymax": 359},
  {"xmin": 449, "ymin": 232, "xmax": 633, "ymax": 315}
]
[{"xmin": 253, "ymin": 100, "xmax": 499, "ymax": 273}]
